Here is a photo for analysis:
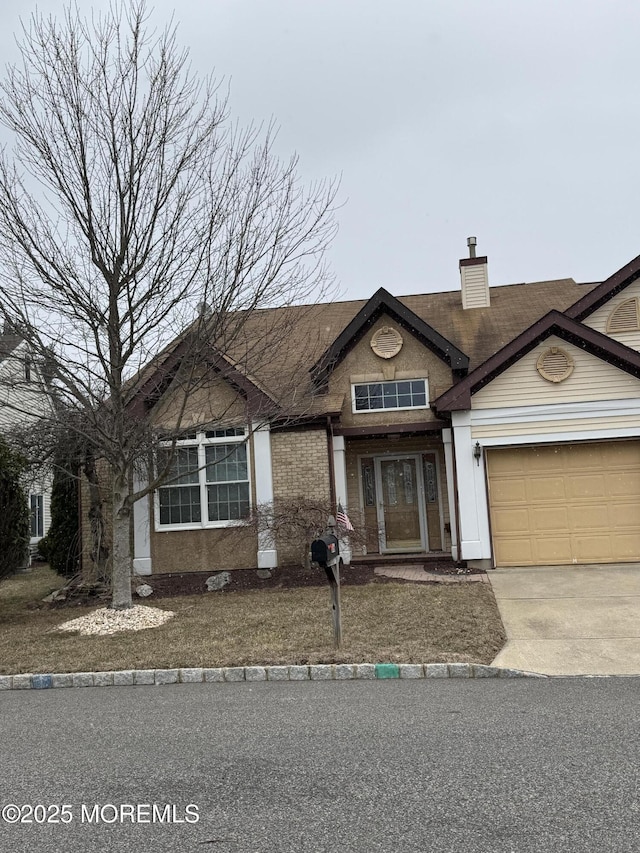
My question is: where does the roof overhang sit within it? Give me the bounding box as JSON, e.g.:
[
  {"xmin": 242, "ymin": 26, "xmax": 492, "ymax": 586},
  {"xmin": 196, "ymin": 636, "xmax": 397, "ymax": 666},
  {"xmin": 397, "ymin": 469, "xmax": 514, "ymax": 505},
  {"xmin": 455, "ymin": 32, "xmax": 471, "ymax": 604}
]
[
  {"xmin": 310, "ymin": 287, "xmax": 469, "ymax": 391},
  {"xmin": 566, "ymin": 252, "xmax": 640, "ymax": 320},
  {"xmin": 433, "ymin": 310, "xmax": 640, "ymax": 412}
]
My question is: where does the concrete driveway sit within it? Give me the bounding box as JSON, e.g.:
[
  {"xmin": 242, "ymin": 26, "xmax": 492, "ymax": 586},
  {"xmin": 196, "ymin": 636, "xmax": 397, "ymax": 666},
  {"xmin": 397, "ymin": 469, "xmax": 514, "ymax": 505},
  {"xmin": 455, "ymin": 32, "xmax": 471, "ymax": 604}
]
[{"xmin": 489, "ymin": 563, "xmax": 640, "ymax": 676}]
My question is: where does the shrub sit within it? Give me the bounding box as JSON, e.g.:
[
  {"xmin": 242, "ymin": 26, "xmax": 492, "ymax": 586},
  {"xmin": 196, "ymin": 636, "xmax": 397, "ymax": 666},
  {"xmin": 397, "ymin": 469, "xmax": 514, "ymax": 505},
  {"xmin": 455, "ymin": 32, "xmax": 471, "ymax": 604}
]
[
  {"xmin": 43, "ymin": 464, "xmax": 79, "ymax": 577},
  {"xmin": 0, "ymin": 437, "xmax": 30, "ymax": 579}
]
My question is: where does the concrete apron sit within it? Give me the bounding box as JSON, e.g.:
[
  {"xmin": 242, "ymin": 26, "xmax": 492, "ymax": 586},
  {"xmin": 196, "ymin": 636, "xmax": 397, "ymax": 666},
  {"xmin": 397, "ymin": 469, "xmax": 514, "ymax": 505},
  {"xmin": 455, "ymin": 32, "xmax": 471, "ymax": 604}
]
[{"xmin": 489, "ymin": 563, "xmax": 640, "ymax": 676}]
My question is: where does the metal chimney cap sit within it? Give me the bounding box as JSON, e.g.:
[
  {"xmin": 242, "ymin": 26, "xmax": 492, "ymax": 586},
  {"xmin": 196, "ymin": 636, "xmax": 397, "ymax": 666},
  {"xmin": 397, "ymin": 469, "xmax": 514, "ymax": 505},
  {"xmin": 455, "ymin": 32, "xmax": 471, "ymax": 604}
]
[
  {"xmin": 467, "ymin": 236, "xmax": 477, "ymax": 258},
  {"xmin": 467, "ymin": 236, "xmax": 477, "ymax": 246}
]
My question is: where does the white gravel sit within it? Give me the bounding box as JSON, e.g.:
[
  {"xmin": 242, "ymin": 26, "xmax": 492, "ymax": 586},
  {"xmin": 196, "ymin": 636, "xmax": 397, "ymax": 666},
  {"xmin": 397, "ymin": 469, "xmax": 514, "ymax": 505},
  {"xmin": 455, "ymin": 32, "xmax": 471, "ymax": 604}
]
[{"xmin": 54, "ymin": 605, "xmax": 175, "ymax": 636}]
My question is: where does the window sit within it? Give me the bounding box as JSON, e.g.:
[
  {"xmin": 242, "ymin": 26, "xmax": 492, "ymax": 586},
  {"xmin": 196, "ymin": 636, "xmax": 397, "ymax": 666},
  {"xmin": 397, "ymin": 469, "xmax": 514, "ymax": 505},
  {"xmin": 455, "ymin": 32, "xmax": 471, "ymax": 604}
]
[
  {"xmin": 157, "ymin": 430, "xmax": 250, "ymax": 528},
  {"xmin": 30, "ymin": 494, "xmax": 43, "ymax": 538},
  {"xmin": 352, "ymin": 379, "xmax": 428, "ymax": 412}
]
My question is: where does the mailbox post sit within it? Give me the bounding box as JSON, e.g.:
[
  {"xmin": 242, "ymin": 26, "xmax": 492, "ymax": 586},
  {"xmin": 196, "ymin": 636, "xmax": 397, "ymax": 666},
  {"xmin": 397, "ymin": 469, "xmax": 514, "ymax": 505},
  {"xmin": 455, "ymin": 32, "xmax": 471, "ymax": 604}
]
[{"xmin": 310, "ymin": 525, "xmax": 342, "ymax": 649}]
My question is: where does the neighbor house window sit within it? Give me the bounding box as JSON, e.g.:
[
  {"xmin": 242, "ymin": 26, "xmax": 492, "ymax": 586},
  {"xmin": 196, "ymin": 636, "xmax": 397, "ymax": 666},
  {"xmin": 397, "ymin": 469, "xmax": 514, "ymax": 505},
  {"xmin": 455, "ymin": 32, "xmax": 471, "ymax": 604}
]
[
  {"xmin": 157, "ymin": 429, "xmax": 250, "ymax": 528},
  {"xmin": 30, "ymin": 494, "xmax": 44, "ymax": 539},
  {"xmin": 352, "ymin": 379, "xmax": 428, "ymax": 412}
]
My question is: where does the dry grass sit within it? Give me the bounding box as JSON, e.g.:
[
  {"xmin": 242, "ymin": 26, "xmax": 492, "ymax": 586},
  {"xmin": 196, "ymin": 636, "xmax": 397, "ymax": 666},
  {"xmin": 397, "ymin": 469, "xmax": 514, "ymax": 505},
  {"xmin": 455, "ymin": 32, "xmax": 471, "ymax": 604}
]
[{"xmin": 0, "ymin": 565, "xmax": 506, "ymax": 675}]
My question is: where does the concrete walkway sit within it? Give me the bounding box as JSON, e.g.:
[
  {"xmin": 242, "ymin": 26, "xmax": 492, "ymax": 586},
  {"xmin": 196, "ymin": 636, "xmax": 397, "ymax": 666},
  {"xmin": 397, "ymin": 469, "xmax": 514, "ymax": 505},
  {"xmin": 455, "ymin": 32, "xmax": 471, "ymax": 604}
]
[
  {"xmin": 489, "ymin": 563, "xmax": 640, "ymax": 676},
  {"xmin": 373, "ymin": 565, "xmax": 488, "ymax": 584}
]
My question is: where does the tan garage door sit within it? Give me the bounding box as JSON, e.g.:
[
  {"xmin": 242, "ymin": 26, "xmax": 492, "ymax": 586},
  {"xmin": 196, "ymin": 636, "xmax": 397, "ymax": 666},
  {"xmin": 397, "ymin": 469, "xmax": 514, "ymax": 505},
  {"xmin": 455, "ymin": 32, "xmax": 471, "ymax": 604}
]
[{"xmin": 487, "ymin": 441, "xmax": 640, "ymax": 566}]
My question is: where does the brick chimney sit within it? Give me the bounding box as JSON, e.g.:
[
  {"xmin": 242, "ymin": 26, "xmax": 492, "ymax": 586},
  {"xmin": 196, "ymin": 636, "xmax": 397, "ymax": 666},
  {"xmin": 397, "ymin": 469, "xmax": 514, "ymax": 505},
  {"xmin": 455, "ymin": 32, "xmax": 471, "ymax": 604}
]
[{"xmin": 460, "ymin": 236, "xmax": 490, "ymax": 309}]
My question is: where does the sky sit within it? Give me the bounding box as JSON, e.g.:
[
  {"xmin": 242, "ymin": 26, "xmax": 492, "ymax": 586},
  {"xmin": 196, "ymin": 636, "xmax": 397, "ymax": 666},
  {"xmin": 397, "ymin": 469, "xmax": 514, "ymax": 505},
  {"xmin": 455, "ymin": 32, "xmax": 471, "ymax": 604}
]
[{"xmin": 0, "ymin": 0, "xmax": 639, "ymax": 301}]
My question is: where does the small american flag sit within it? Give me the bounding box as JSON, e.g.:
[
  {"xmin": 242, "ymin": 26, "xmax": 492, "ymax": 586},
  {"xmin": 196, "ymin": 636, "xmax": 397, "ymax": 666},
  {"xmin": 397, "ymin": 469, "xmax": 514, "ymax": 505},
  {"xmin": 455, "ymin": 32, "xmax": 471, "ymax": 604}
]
[{"xmin": 336, "ymin": 502, "xmax": 354, "ymax": 531}]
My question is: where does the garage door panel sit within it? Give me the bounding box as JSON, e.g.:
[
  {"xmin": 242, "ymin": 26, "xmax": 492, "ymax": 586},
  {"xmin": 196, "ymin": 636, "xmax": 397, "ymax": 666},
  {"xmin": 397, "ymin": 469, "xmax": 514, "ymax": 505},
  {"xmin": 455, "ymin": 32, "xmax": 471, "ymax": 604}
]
[
  {"xmin": 610, "ymin": 504, "xmax": 640, "ymax": 528},
  {"xmin": 567, "ymin": 474, "xmax": 607, "ymax": 499},
  {"xmin": 527, "ymin": 476, "xmax": 567, "ymax": 502},
  {"xmin": 612, "ymin": 533, "xmax": 640, "ymax": 557},
  {"xmin": 525, "ymin": 447, "xmax": 564, "ymax": 472},
  {"xmin": 491, "ymin": 508, "xmax": 530, "ymax": 534},
  {"xmin": 573, "ymin": 535, "xmax": 614, "ymax": 562},
  {"xmin": 490, "ymin": 479, "xmax": 527, "ymax": 504},
  {"xmin": 534, "ymin": 537, "xmax": 573, "ymax": 564},
  {"xmin": 602, "ymin": 442, "xmax": 640, "ymax": 466},
  {"xmin": 606, "ymin": 472, "xmax": 640, "ymax": 497},
  {"xmin": 567, "ymin": 505, "xmax": 606, "ymax": 531},
  {"xmin": 487, "ymin": 441, "xmax": 640, "ymax": 566},
  {"xmin": 493, "ymin": 538, "xmax": 533, "ymax": 565},
  {"xmin": 531, "ymin": 507, "xmax": 569, "ymax": 532}
]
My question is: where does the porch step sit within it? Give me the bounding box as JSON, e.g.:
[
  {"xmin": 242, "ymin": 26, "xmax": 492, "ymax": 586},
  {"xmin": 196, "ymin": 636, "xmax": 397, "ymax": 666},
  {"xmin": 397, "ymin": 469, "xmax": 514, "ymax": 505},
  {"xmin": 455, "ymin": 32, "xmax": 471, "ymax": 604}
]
[{"xmin": 351, "ymin": 552, "xmax": 463, "ymax": 570}]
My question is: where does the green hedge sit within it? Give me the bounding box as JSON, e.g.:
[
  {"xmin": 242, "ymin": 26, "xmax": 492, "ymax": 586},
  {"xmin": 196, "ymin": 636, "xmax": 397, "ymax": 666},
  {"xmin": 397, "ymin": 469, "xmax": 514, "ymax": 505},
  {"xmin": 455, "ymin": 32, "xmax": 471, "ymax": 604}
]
[
  {"xmin": 38, "ymin": 463, "xmax": 79, "ymax": 577},
  {"xmin": 0, "ymin": 438, "xmax": 30, "ymax": 579}
]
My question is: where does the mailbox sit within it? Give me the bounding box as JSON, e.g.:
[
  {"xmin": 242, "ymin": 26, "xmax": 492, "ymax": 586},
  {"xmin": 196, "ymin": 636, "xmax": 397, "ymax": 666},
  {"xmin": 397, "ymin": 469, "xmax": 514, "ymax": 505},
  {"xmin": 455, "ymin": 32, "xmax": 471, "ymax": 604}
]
[{"xmin": 311, "ymin": 534, "xmax": 340, "ymax": 567}]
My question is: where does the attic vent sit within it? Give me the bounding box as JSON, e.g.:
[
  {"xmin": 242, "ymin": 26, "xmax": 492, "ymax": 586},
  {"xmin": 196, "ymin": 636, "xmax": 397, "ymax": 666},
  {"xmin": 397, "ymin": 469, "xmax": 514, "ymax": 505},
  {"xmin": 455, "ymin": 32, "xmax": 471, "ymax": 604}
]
[
  {"xmin": 536, "ymin": 347, "xmax": 574, "ymax": 383},
  {"xmin": 371, "ymin": 326, "xmax": 403, "ymax": 359},
  {"xmin": 606, "ymin": 298, "xmax": 640, "ymax": 333}
]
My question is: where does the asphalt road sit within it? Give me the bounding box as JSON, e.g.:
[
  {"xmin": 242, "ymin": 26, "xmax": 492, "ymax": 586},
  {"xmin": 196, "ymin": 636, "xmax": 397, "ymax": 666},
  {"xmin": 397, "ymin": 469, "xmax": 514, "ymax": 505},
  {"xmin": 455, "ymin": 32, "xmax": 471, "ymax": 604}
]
[{"xmin": 1, "ymin": 679, "xmax": 640, "ymax": 852}]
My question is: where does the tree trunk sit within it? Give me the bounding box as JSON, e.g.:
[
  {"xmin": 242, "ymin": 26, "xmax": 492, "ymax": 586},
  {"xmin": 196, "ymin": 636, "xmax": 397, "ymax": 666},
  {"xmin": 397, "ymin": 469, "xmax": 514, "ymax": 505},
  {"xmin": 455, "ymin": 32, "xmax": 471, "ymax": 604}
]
[
  {"xmin": 83, "ymin": 453, "xmax": 109, "ymax": 585},
  {"xmin": 111, "ymin": 480, "xmax": 133, "ymax": 610}
]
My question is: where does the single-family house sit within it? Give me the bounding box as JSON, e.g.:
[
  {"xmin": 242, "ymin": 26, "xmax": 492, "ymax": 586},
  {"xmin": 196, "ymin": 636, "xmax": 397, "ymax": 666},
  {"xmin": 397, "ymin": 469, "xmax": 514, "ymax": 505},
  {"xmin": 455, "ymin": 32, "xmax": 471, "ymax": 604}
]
[
  {"xmin": 0, "ymin": 325, "xmax": 54, "ymax": 549},
  {"xmin": 91, "ymin": 241, "xmax": 640, "ymax": 576}
]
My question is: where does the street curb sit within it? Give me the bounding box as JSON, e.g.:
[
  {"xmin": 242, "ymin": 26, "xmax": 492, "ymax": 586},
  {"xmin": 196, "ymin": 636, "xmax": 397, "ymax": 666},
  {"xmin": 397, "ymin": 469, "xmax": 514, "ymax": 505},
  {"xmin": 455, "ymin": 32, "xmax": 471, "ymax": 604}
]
[{"xmin": 0, "ymin": 663, "xmax": 545, "ymax": 689}]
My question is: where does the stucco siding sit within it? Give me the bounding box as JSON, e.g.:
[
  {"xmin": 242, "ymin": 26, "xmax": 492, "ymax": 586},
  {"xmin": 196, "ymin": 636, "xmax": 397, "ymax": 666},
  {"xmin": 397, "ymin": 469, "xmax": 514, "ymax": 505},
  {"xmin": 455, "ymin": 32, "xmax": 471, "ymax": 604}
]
[
  {"xmin": 153, "ymin": 370, "xmax": 249, "ymax": 430},
  {"xmin": 471, "ymin": 336, "xmax": 640, "ymax": 410},
  {"xmin": 151, "ymin": 526, "xmax": 258, "ymax": 572},
  {"xmin": 327, "ymin": 314, "xmax": 454, "ymax": 428}
]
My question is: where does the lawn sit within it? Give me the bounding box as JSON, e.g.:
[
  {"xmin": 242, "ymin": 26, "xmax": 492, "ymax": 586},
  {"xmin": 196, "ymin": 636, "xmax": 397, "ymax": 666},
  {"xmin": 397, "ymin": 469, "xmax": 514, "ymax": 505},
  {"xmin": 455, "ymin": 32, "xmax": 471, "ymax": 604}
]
[{"xmin": 0, "ymin": 565, "xmax": 506, "ymax": 675}]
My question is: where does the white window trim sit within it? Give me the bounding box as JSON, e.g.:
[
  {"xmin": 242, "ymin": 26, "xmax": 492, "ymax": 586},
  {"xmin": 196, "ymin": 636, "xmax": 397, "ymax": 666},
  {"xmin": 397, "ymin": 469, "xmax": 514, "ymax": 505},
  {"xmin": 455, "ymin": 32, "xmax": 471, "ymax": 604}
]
[
  {"xmin": 350, "ymin": 378, "xmax": 430, "ymax": 414},
  {"xmin": 154, "ymin": 429, "xmax": 251, "ymax": 531}
]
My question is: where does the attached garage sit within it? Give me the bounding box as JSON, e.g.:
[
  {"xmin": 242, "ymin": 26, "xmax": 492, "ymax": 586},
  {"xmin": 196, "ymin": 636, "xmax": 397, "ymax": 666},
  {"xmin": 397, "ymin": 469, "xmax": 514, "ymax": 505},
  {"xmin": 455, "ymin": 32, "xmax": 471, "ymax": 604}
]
[{"xmin": 487, "ymin": 441, "xmax": 640, "ymax": 566}]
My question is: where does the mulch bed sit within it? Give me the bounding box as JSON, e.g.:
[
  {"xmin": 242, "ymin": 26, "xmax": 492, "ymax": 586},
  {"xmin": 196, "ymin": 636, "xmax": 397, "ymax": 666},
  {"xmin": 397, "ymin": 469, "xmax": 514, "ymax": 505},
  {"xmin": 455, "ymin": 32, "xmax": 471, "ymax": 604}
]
[{"xmin": 140, "ymin": 560, "xmax": 483, "ymax": 600}]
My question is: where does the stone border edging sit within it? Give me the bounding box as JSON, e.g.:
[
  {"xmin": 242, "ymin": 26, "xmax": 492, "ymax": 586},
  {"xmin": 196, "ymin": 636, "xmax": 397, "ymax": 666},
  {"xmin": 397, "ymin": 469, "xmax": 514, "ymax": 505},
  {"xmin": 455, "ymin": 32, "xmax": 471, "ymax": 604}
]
[{"xmin": 0, "ymin": 662, "xmax": 545, "ymax": 689}]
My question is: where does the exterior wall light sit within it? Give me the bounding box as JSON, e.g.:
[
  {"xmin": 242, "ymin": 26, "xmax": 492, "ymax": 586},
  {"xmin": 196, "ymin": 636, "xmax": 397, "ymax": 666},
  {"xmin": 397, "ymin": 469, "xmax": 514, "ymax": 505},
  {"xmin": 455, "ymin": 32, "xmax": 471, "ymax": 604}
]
[{"xmin": 473, "ymin": 441, "xmax": 482, "ymax": 466}]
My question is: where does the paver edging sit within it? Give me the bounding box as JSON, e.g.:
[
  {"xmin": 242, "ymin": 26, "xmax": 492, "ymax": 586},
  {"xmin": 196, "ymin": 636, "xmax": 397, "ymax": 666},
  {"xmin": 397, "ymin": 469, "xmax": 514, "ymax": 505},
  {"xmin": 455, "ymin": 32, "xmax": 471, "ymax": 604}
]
[{"xmin": 1, "ymin": 662, "xmax": 547, "ymax": 689}]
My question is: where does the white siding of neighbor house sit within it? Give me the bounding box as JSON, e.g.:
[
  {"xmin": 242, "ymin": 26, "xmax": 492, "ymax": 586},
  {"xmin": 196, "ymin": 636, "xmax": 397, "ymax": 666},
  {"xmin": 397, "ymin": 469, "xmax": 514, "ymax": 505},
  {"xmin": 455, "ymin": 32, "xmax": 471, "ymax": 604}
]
[
  {"xmin": 583, "ymin": 278, "xmax": 640, "ymax": 350},
  {"xmin": 0, "ymin": 343, "xmax": 55, "ymax": 542},
  {"xmin": 470, "ymin": 336, "xmax": 640, "ymax": 410}
]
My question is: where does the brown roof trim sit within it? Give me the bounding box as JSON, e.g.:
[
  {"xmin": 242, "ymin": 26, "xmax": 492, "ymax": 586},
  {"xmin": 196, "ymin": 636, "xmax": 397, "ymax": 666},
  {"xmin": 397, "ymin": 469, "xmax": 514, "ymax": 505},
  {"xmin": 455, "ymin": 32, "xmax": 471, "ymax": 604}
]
[
  {"xmin": 566, "ymin": 253, "xmax": 640, "ymax": 320},
  {"xmin": 310, "ymin": 287, "xmax": 469, "ymax": 390},
  {"xmin": 335, "ymin": 421, "xmax": 448, "ymax": 438},
  {"xmin": 459, "ymin": 256, "xmax": 488, "ymax": 267},
  {"xmin": 434, "ymin": 310, "xmax": 640, "ymax": 412}
]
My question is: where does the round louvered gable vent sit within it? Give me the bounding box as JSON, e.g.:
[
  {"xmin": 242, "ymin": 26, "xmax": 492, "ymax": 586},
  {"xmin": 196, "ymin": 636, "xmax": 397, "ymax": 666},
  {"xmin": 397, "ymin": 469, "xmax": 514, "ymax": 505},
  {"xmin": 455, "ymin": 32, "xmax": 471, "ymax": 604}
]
[
  {"xmin": 536, "ymin": 347, "xmax": 574, "ymax": 383},
  {"xmin": 371, "ymin": 326, "xmax": 403, "ymax": 359}
]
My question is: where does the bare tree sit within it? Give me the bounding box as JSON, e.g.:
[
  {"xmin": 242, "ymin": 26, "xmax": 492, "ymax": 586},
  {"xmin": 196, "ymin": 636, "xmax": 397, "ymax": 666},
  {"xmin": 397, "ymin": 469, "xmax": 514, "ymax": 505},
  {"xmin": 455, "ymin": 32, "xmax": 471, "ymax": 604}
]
[{"xmin": 0, "ymin": 2, "xmax": 337, "ymax": 608}]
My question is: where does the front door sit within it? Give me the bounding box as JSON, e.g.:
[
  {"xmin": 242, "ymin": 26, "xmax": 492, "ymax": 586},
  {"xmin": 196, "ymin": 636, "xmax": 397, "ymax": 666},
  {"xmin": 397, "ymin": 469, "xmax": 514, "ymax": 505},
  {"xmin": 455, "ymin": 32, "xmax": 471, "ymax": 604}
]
[{"xmin": 375, "ymin": 455, "xmax": 427, "ymax": 552}]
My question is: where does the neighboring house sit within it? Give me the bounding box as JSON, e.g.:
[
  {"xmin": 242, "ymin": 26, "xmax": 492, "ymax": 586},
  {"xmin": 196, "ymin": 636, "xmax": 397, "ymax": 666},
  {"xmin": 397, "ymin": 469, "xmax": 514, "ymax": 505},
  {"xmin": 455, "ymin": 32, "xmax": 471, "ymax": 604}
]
[
  {"xmin": 85, "ymin": 242, "xmax": 640, "ymax": 576},
  {"xmin": 0, "ymin": 326, "xmax": 53, "ymax": 550}
]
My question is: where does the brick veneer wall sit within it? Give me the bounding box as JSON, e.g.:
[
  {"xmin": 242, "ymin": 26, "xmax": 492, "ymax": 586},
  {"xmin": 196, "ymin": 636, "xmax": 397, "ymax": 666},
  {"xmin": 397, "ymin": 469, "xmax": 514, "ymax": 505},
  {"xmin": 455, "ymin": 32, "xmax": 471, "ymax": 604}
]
[{"xmin": 271, "ymin": 428, "xmax": 331, "ymax": 565}]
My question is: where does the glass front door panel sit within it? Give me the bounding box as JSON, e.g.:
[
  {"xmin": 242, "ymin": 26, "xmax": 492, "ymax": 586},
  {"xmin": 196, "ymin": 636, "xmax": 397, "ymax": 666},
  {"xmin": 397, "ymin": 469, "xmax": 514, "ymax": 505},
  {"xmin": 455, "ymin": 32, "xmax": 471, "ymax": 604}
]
[{"xmin": 379, "ymin": 458, "xmax": 423, "ymax": 550}]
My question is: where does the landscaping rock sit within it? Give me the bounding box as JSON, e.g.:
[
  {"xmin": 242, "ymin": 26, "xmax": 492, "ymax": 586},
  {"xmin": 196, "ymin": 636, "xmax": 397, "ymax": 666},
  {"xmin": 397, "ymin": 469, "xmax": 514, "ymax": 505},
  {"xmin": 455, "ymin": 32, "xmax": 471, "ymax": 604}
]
[
  {"xmin": 136, "ymin": 583, "xmax": 153, "ymax": 598},
  {"xmin": 205, "ymin": 572, "xmax": 231, "ymax": 591},
  {"xmin": 256, "ymin": 569, "xmax": 272, "ymax": 579}
]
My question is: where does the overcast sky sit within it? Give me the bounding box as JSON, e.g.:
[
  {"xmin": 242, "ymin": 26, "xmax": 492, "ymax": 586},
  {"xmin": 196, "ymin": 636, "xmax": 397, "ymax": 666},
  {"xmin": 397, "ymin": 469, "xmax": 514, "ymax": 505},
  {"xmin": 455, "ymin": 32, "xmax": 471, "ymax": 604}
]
[{"xmin": 1, "ymin": 0, "xmax": 639, "ymax": 300}]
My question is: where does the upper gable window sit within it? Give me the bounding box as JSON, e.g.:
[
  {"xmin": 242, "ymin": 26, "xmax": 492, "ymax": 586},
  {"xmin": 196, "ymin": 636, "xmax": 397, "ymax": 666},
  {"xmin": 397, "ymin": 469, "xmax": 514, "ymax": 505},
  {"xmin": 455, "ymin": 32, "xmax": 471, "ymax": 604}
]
[
  {"xmin": 606, "ymin": 298, "xmax": 640, "ymax": 333},
  {"xmin": 352, "ymin": 379, "xmax": 428, "ymax": 412}
]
